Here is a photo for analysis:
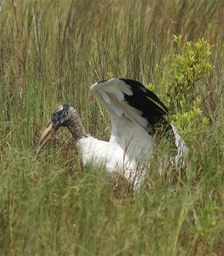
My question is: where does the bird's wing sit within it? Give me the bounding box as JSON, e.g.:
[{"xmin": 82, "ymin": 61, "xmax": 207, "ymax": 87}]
[
  {"xmin": 89, "ymin": 78, "xmax": 188, "ymax": 168},
  {"xmin": 89, "ymin": 78, "xmax": 172, "ymax": 137}
]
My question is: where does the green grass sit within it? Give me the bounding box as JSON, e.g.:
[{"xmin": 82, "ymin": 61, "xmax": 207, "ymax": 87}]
[{"xmin": 0, "ymin": 0, "xmax": 224, "ymax": 255}]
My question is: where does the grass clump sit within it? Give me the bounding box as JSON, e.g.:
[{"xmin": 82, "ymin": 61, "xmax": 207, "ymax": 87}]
[{"xmin": 0, "ymin": 0, "xmax": 224, "ymax": 255}]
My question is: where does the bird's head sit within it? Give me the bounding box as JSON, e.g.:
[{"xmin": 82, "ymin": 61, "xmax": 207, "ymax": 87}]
[{"xmin": 36, "ymin": 103, "xmax": 73, "ymax": 155}]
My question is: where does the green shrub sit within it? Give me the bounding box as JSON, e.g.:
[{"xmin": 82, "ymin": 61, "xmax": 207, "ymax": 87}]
[{"xmin": 149, "ymin": 35, "xmax": 213, "ymax": 142}]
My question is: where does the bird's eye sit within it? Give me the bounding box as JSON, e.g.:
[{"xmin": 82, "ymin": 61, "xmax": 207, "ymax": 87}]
[
  {"xmin": 52, "ymin": 110, "xmax": 66, "ymax": 123},
  {"xmin": 57, "ymin": 110, "xmax": 63, "ymax": 116},
  {"xmin": 56, "ymin": 110, "xmax": 68, "ymax": 118},
  {"xmin": 61, "ymin": 111, "xmax": 68, "ymax": 117}
]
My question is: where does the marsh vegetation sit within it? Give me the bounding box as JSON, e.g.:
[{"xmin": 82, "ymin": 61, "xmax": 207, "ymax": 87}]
[{"xmin": 0, "ymin": 0, "xmax": 224, "ymax": 255}]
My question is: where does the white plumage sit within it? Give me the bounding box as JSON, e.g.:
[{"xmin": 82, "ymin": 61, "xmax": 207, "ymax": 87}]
[{"xmin": 37, "ymin": 78, "xmax": 188, "ymax": 189}]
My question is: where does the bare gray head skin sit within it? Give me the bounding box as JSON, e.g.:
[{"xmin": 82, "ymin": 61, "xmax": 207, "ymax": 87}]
[{"xmin": 36, "ymin": 104, "xmax": 87, "ymax": 155}]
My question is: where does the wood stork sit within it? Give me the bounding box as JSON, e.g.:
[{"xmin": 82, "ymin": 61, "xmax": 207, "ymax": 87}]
[{"xmin": 37, "ymin": 78, "xmax": 188, "ymax": 189}]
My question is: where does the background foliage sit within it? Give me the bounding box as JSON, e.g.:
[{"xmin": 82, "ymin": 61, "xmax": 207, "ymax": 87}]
[{"xmin": 0, "ymin": 0, "xmax": 224, "ymax": 255}]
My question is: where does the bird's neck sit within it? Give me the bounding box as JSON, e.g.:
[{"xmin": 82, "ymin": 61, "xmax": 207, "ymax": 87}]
[{"xmin": 66, "ymin": 111, "xmax": 87, "ymax": 141}]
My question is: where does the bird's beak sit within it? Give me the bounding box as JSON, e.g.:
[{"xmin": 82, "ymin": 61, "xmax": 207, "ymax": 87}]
[{"xmin": 36, "ymin": 121, "xmax": 58, "ymax": 156}]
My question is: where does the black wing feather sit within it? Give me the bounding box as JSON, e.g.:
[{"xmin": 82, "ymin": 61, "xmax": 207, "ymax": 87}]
[{"xmin": 119, "ymin": 78, "xmax": 172, "ymax": 135}]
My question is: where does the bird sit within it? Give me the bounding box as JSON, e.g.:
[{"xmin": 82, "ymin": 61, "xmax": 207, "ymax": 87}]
[{"xmin": 37, "ymin": 78, "xmax": 188, "ymax": 189}]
